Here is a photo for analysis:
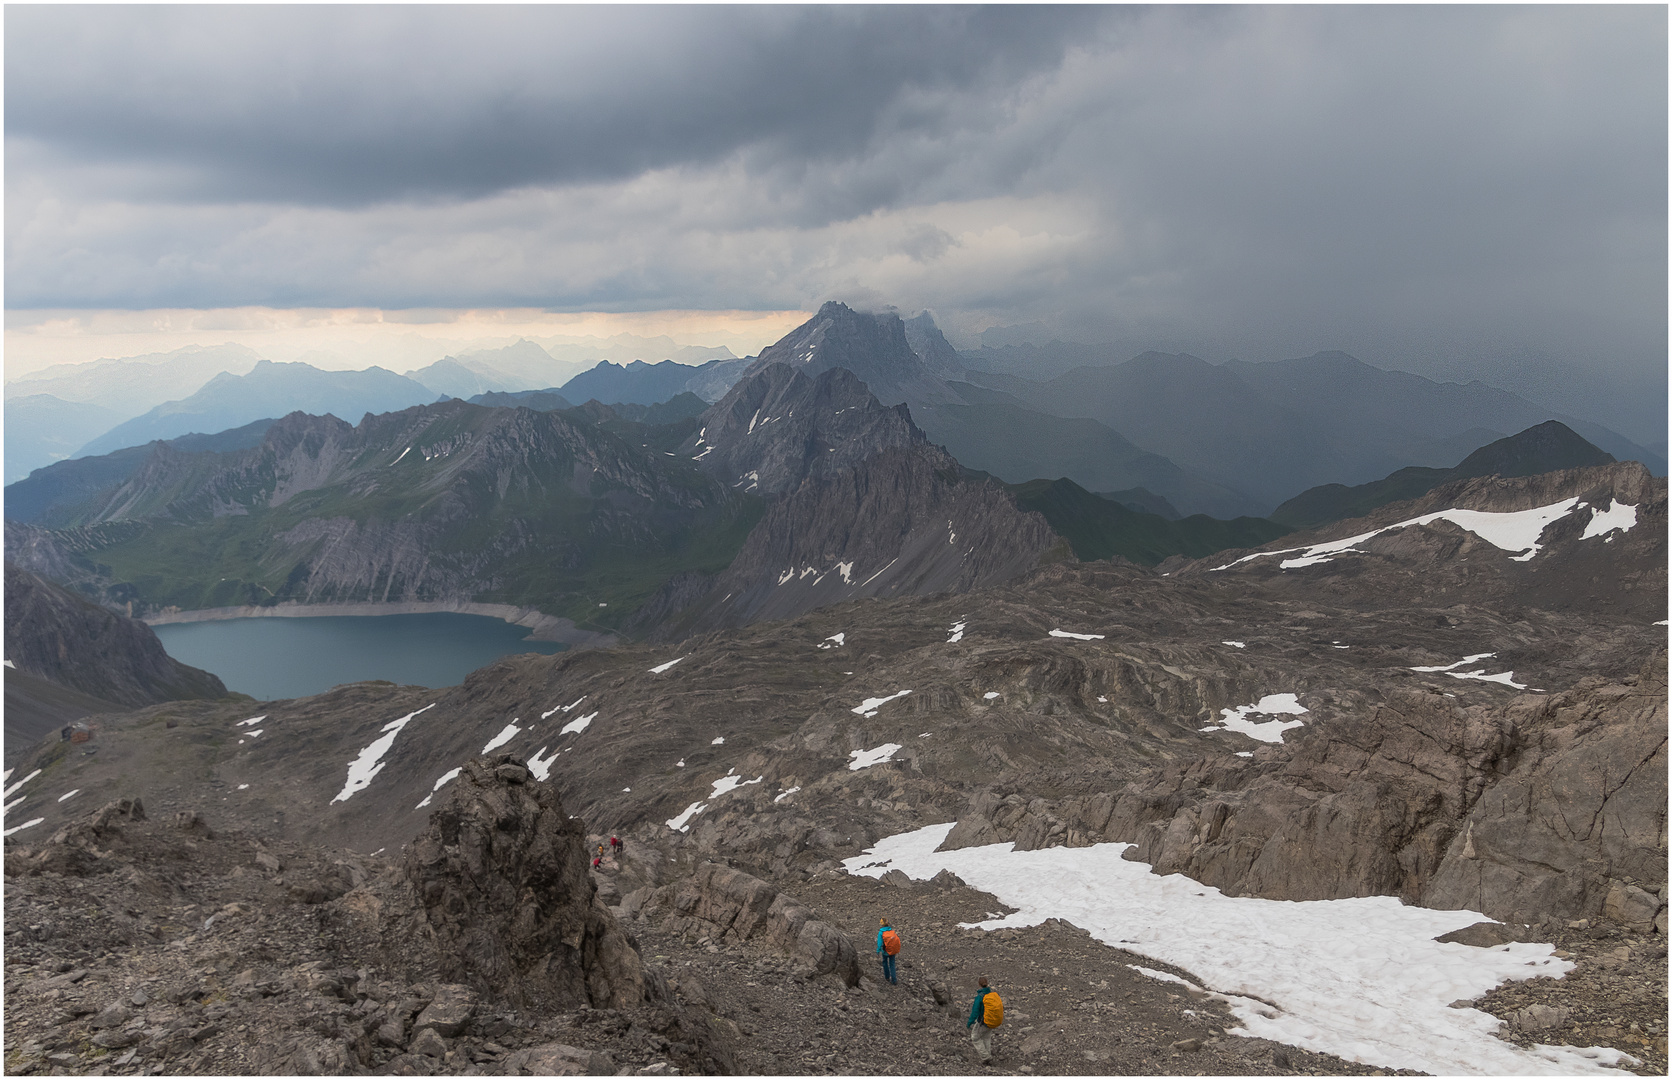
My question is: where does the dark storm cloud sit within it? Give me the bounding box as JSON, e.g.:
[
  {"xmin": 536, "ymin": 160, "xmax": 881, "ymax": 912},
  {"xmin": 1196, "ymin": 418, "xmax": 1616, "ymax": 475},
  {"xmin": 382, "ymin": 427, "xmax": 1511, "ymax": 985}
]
[
  {"xmin": 5, "ymin": 5, "xmax": 1098, "ymax": 206},
  {"xmin": 4, "ymin": 6, "xmax": 1664, "ymax": 440}
]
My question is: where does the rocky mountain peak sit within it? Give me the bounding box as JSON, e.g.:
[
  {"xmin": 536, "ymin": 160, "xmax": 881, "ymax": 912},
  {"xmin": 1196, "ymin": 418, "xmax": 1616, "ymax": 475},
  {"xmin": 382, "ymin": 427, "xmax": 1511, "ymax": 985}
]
[
  {"xmin": 1453, "ymin": 420, "xmax": 1615, "ymax": 479},
  {"xmin": 685, "ymin": 364, "xmax": 923, "ymax": 496},
  {"xmin": 753, "ymin": 301, "xmax": 962, "ymax": 408}
]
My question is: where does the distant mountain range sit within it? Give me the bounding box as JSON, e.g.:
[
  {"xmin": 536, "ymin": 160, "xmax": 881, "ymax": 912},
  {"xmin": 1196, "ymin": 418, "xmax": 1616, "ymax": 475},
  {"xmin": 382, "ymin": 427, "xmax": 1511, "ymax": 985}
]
[
  {"xmin": 466, "ymin": 388, "xmax": 575, "ymax": 412},
  {"xmin": 962, "ymin": 349, "xmax": 1663, "ymax": 510},
  {"xmin": 7, "ymin": 300, "xmax": 1664, "ymax": 651},
  {"xmin": 912, "ymin": 389, "xmax": 1262, "ymax": 519},
  {"xmin": 1008, "ymin": 477, "xmax": 1291, "ymax": 566},
  {"xmin": 75, "ymin": 360, "xmax": 443, "ymax": 459},
  {"xmin": 6, "ymin": 400, "xmax": 765, "ymax": 629},
  {"xmin": 2, "ymin": 361, "xmax": 1062, "ymax": 646},
  {"xmin": 4, "ymin": 343, "xmax": 267, "ymax": 482},
  {"xmin": 2, "ymin": 338, "xmax": 745, "ymax": 484},
  {"xmin": 404, "ymin": 356, "xmax": 525, "ymax": 399},
  {"xmin": 407, "ymin": 338, "xmax": 740, "ymax": 401},
  {"xmin": 559, "ymin": 359, "xmax": 729, "ymax": 407},
  {"xmin": 4, "ymin": 394, "xmax": 126, "ymax": 484},
  {"xmin": 1271, "ymin": 420, "xmax": 1616, "ymax": 529},
  {"xmin": 5, "ymin": 343, "xmax": 263, "ymax": 415},
  {"xmin": 9, "ymin": 310, "xmax": 1659, "ymax": 529}
]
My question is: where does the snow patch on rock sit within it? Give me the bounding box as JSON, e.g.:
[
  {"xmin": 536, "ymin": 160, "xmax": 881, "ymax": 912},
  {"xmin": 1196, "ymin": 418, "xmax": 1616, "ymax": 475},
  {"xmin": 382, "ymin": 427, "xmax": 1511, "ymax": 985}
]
[
  {"xmin": 1215, "ymin": 496, "xmax": 1586, "ymax": 571},
  {"xmin": 849, "ymin": 743, "xmax": 904, "ymax": 771},
  {"xmin": 561, "ymin": 712, "xmax": 597, "ymax": 736},
  {"xmin": 331, "ymin": 704, "xmax": 435, "ymax": 804},
  {"xmin": 842, "ymin": 823, "xmax": 1629, "ymax": 1076},
  {"xmin": 852, "ymin": 690, "xmax": 912, "ymax": 716},
  {"xmin": 1205, "ymin": 694, "xmax": 1308, "ymax": 743}
]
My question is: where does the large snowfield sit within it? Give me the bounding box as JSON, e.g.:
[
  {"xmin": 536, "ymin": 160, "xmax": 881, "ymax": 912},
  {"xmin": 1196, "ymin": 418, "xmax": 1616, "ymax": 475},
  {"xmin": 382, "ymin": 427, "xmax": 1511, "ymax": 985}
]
[{"xmin": 844, "ymin": 823, "xmax": 1638, "ymax": 1076}]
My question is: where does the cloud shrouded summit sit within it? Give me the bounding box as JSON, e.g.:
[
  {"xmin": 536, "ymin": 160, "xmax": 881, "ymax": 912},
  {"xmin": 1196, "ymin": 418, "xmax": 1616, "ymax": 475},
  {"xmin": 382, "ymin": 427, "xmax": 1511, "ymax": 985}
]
[{"xmin": 4, "ymin": 6, "xmax": 1665, "ymax": 440}]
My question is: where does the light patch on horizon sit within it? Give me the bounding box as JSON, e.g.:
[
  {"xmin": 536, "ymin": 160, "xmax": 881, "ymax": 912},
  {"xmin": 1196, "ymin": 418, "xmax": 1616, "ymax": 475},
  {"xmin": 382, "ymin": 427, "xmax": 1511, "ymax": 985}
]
[{"xmin": 3, "ymin": 307, "xmax": 809, "ymax": 381}]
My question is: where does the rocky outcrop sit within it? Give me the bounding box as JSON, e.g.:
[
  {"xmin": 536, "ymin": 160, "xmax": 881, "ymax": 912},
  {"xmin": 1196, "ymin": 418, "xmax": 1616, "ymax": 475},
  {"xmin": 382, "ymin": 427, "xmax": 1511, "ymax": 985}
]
[
  {"xmin": 4, "ymin": 786, "xmax": 744, "ymax": 1077},
  {"xmin": 405, "ymin": 756, "xmax": 648, "ymax": 1011},
  {"xmin": 637, "ymin": 861, "xmax": 860, "ymax": 985},
  {"xmin": 3, "ymin": 561, "xmax": 226, "ymax": 713},
  {"xmin": 937, "ymin": 650, "xmax": 1668, "ymax": 930},
  {"xmin": 1421, "ymin": 651, "xmax": 1668, "ymax": 927},
  {"xmin": 1104, "ymin": 689, "xmax": 1522, "ymax": 902}
]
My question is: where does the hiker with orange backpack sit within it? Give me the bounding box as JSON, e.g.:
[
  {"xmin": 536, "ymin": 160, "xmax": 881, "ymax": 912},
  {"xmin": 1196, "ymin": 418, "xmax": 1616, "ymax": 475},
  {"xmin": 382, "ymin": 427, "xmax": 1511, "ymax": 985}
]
[
  {"xmin": 876, "ymin": 919, "xmax": 901, "ymax": 985},
  {"xmin": 966, "ymin": 976, "xmax": 1002, "ymax": 1064}
]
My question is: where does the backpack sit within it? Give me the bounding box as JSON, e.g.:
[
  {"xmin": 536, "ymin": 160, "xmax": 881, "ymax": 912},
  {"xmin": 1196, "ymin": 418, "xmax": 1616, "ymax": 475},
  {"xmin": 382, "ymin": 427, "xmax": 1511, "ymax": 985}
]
[
  {"xmin": 981, "ymin": 990, "xmax": 1004, "ymax": 1028},
  {"xmin": 881, "ymin": 929, "xmax": 901, "ymax": 956}
]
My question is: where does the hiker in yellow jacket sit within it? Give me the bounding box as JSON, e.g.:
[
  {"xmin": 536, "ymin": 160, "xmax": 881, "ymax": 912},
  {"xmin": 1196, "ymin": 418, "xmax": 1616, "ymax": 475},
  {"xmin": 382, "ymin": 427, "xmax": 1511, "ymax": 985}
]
[{"xmin": 966, "ymin": 976, "xmax": 1002, "ymax": 1064}]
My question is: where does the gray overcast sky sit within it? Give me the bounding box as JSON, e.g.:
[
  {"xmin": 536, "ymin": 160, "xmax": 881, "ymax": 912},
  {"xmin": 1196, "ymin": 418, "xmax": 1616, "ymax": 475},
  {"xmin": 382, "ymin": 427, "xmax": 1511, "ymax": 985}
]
[{"xmin": 5, "ymin": 5, "xmax": 1666, "ymax": 440}]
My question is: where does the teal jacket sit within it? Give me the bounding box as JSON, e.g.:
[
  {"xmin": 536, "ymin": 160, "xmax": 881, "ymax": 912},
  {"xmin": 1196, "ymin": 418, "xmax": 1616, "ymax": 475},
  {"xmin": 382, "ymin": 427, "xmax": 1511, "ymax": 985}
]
[
  {"xmin": 967, "ymin": 986, "xmax": 992, "ymax": 1028},
  {"xmin": 876, "ymin": 925, "xmax": 894, "ymax": 954}
]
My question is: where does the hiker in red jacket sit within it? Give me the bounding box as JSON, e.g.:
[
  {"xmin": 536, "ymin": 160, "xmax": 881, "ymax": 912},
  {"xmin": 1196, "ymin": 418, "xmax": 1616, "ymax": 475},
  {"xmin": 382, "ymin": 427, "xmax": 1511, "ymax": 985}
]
[
  {"xmin": 610, "ymin": 835, "xmax": 622, "ymax": 855},
  {"xmin": 876, "ymin": 919, "xmax": 901, "ymax": 985}
]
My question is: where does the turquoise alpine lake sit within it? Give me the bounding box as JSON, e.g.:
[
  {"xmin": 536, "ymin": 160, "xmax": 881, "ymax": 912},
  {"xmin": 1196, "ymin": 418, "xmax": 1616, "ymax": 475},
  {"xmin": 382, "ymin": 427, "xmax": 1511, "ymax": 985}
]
[{"xmin": 151, "ymin": 612, "xmax": 568, "ymax": 701}]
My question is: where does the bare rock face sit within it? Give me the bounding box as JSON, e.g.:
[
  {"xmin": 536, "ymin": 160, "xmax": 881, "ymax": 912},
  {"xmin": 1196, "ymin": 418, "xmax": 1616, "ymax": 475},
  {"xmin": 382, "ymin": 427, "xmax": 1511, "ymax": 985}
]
[
  {"xmin": 3, "ymin": 562, "xmax": 227, "ymax": 708},
  {"xmin": 938, "ymin": 648, "xmax": 1666, "ymax": 930},
  {"xmin": 686, "ymin": 363, "xmax": 923, "ymax": 497},
  {"xmin": 1125, "ymin": 688, "xmax": 1523, "ymax": 903},
  {"xmin": 405, "ymin": 756, "xmax": 647, "ymax": 1011},
  {"xmin": 655, "ymin": 861, "xmax": 860, "ymax": 985},
  {"xmin": 659, "ymin": 443, "xmax": 1062, "ymax": 638},
  {"xmin": 1421, "ymin": 649, "xmax": 1668, "ymax": 924}
]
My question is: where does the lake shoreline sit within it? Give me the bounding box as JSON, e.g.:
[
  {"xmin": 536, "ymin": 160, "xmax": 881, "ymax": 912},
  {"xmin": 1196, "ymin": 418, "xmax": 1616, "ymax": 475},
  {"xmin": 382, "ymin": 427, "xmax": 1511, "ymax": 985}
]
[{"xmin": 141, "ymin": 601, "xmax": 618, "ymax": 650}]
